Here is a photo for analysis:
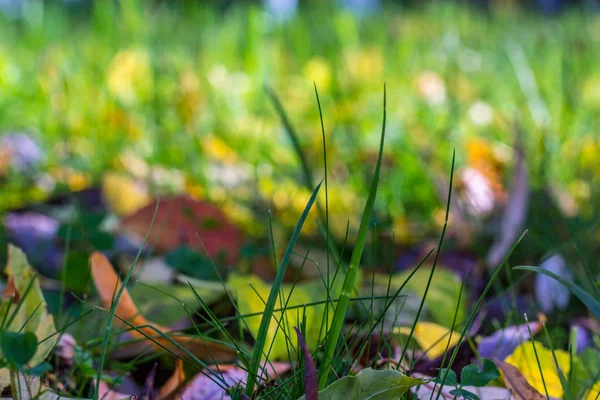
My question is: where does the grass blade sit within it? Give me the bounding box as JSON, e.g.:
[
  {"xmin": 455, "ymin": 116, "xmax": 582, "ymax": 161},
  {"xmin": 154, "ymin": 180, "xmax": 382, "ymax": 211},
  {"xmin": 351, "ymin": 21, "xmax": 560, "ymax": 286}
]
[
  {"xmin": 244, "ymin": 180, "xmax": 322, "ymax": 395},
  {"xmin": 317, "ymin": 84, "xmax": 387, "ymax": 389}
]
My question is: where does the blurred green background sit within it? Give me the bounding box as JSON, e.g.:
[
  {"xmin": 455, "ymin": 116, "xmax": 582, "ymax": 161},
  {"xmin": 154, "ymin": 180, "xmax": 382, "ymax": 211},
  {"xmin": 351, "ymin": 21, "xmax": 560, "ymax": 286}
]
[{"xmin": 1, "ymin": 0, "xmax": 599, "ymax": 244}]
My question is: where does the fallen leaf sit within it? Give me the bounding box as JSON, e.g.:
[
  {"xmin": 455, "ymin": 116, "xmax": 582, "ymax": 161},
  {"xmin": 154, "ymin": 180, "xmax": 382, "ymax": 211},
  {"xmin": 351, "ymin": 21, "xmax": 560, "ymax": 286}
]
[
  {"xmin": 89, "ymin": 252, "xmax": 235, "ymax": 363},
  {"xmin": 102, "ymin": 172, "xmax": 151, "ymax": 216},
  {"xmin": 299, "ymin": 368, "xmax": 423, "ymax": 400},
  {"xmin": 3, "ymin": 212, "xmax": 63, "ymax": 277},
  {"xmin": 493, "ymin": 358, "xmax": 548, "ymax": 400},
  {"xmin": 0, "ymin": 245, "xmax": 58, "ymax": 392},
  {"xmin": 227, "ymin": 274, "xmax": 336, "ymax": 361},
  {"xmin": 477, "ymin": 317, "xmax": 544, "ymax": 361},
  {"xmin": 503, "ymin": 341, "xmax": 570, "ymax": 399},
  {"xmin": 174, "ymin": 362, "xmax": 290, "ymax": 400},
  {"xmin": 157, "ymin": 359, "xmax": 185, "ymax": 400},
  {"xmin": 411, "ymin": 372, "xmax": 515, "ymax": 400},
  {"xmin": 381, "ymin": 267, "xmax": 467, "ymax": 328},
  {"xmin": 395, "ymin": 322, "xmax": 461, "ymax": 360},
  {"xmin": 96, "ymin": 379, "xmax": 135, "ymax": 400},
  {"xmin": 534, "ymin": 254, "xmax": 572, "ymax": 314},
  {"xmin": 121, "ymin": 195, "xmax": 245, "ymax": 265}
]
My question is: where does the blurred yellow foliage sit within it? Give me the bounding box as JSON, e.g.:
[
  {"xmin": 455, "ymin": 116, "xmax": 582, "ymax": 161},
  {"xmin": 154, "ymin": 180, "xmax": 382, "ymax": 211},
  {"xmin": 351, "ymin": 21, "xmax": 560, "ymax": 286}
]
[
  {"xmin": 303, "ymin": 57, "xmax": 332, "ymax": 91},
  {"xmin": 395, "ymin": 322, "xmax": 460, "ymax": 359},
  {"xmin": 202, "ymin": 135, "xmax": 238, "ymax": 163},
  {"xmin": 107, "ymin": 48, "xmax": 154, "ymax": 105},
  {"xmin": 102, "ymin": 172, "xmax": 150, "ymax": 216}
]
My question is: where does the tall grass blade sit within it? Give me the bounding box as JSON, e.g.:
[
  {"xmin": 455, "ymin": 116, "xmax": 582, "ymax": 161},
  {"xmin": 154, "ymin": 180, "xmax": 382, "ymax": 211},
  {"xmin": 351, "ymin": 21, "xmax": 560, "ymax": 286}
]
[
  {"xmin": 244, "ymin": 181, "xmax": 322, "ymax": 395},
  {"xmin": 317, "ymin": 84, "xmax": 387, "ymax": 389}
]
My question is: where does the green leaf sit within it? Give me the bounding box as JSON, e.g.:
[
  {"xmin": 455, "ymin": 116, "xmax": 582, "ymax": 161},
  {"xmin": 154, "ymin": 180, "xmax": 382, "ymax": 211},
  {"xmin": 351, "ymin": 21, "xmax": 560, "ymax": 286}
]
[
  {"xmin": 228, "ymin": 274, "xmax": 332, "ymax": 361},
  {"xmin": 435, "ymin": 368, "xmax": 457, "ymax": 387},
  {"xmin": 460, "ymin": 359, "xmax": 500, "ymax": 387},
  {"xmin": 0, "ymin": 331, "xmax": 38, "ymax": 368},
  {"xmin": 0, "ymin": 245, "xmax": 57, "ymax": 367},
  {"xmin": 61, "ymin": 251, "xmax": 93, "ymax": 293},
  {"xmin": 131, "ymin": 281, "xmax": 225, "ymax": 326},
  {"xmin": 449, "ymin": 388, "xmax": 480, "ymax": 400},
  {"xmin": 25, "ymin": 362, "xmax": 53, "ymax": 376},
  {"xmin": 514, "ymin": 266, "xmax": 600, "ymax": 319},
  {"xmin": 89, "ymin": 231, "xmax": 115, "ymax": 250},
  {"xmin": 381, "ymin": 266, "xmax": 467, "ymax": 328},
  {"xmin": 165, "ymin": 246, "xmax": 220, "ymax": 281},
  {"xmin": 300, "ymin": 368, "xmax": 422, "ymax": 400}
]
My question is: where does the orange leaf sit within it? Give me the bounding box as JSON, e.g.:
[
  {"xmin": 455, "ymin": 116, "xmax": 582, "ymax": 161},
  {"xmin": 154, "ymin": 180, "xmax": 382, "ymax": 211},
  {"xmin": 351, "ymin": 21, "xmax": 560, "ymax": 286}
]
[
  {"xmin": 89, "ymin": 252, "xmax": 236, "ymax": 362},
  {"xmin": 157, "ymin": 359, "xmax": 185, "ymax": 400}
]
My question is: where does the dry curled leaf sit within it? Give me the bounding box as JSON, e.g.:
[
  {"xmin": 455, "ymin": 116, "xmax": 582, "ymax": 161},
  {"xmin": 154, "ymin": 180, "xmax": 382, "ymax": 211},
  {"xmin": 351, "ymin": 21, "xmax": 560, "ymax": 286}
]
[
  {"xmin": 89, "ymin": 252, "xmax": 235, "ymax": 363},
  {"xmin": 493, "ymin": 358, "xmax": 548, "ymax": 400}
]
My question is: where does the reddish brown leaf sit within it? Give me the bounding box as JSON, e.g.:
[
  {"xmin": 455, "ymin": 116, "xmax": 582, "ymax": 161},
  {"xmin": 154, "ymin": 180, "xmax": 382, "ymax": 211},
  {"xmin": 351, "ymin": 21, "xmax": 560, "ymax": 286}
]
[
  {"xmin": 121, "ymin": 195, "xmax": 246, "ymax": 264},
  {"xmin": 90, "ymin": 252, "xmax": 236, "ymax": 362}
]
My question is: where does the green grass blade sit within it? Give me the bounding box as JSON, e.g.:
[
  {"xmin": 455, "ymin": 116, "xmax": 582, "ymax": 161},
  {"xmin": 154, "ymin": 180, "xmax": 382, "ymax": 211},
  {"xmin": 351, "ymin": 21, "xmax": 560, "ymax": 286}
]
[
  {"xmin": 244, "ymin": 180, "xmax": 322, "ymax": 396},
  {"xmin": 266, "ymin": 85, "xmax": 341, "ymax": 267},
  {"xmin": 265, "ymin": 85, "xmax": 315, "ymax": 189},
  {"xmin": 317, "ymin": 84, "xmax": 387, "ymax": 389},
  {"xmin": 514, "ymin": 266, "xmax": 600, "ymax": 319}
]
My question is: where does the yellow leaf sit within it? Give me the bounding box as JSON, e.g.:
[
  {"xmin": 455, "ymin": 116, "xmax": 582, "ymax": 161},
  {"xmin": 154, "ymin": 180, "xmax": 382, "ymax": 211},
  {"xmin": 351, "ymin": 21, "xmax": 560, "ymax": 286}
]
[
  {"xmin": 504, "ymin": 341, "xmax": 571, "ymax": 398},
  {"xmin": 102, "ymin": 172, "xmax": 150, "ymax": 216},
  {"xmin": 227, "ymin": 274, "xmax": 334, "ymax": 361},
  {"xmin": 395, "ymin": 322, "xmax": 460, "ymax": 359},
  {"xmin": 584, "ymin": 381, "xmax": 600, "ymax": 400}
]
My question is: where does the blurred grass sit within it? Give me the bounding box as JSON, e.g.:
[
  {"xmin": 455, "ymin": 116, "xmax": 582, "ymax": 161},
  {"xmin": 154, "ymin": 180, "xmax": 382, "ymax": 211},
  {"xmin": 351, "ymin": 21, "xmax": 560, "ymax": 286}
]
[{"xmin": 1, "ymin": 0, "xmax": 599, "ymax": 239}]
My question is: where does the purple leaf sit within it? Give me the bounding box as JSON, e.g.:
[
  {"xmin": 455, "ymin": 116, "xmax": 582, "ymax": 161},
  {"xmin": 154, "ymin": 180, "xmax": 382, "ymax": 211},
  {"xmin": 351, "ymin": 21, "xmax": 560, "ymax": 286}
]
[
  {"xmin": 3, "ymin": 212, "xmax": 64, "ymax": 276},
  {"xmin": 572, "ymin": 320, "xmax": 592, "ymax": 353},
  {"xmin": 534, "ymin": 254, "xmax": 572, "ymax": 314},
  {"xmin": 0, "ymin": 133, "xmax": 44, "ymax": 173},
  {"xmin": 294, "ymin": 327, "xmax": 317, "ymax": 400},
  {"xmin": 477, "ymin": 320, "xmax": 543, "ymax": 360}
]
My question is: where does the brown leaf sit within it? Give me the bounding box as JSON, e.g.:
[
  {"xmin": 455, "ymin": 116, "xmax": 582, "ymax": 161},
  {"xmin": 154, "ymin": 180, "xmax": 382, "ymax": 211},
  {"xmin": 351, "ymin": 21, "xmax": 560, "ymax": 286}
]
[
  {"xmin": 493, "ymin": 358, "xmax": 546, "ymax": 400},
  {"xmin": 120, "ymin": 195, "xmax": 246, "ymax": 264},
  {"xmin": 89, "ymin": 252, "xmax": 236, "ymax": 363}
]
